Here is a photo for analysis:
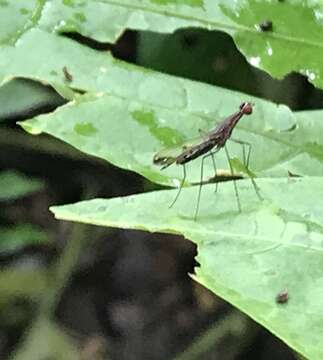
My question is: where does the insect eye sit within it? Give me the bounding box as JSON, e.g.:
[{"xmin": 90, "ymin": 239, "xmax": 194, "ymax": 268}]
[{"xmin": 240, "ymin": 102, "xmax": 253, "ymax": 115}]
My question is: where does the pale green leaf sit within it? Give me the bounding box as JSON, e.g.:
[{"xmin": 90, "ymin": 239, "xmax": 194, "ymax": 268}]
[
  {"xmin": 19, "ymin": 89, "xmax": 323, "ymax": 187},
  {"xmin": 1, "ymin": 1, "xmax": 323, "ymax": 88},
  {"xmin": 51, "ymin": 177, "xmax": 323, "ymax": 360}
]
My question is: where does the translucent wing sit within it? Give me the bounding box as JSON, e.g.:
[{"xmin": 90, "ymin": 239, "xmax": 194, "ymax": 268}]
[{"xmin": 153, "ymin": 134, "xmax": 208, "ymax": 169}]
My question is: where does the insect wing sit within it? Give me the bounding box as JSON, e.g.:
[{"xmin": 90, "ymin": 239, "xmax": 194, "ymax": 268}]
[{"xmin": 153, "ymin": 135, "xmax": 206, "ymax": 169}]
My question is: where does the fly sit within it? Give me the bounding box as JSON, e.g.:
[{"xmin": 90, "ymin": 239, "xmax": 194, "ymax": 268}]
[{"xmin": 153, "ymin": 102, "xmax": 262, "ymax": 219}]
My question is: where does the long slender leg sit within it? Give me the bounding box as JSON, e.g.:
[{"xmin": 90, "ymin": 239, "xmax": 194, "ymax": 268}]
[
  {"xmin": 194, "ymin": 150, "xmax": 219, "ymax": 220},
  {"xmin": 249, "ymin": 174, "xmax": 262, "ymax": 200},
  {"xmin": 169, "ymin": 164, "xmax": 186, "ymax": 208},
  {"xmin": 246, "ymin": 143, "xmax": 251, "ymax": 168},
  {"xmin": 229, "ymin": 138, "xmax": 262, "ymax": 201},
  {"xmin": 194, "ymin": 154, "xmax": 206, "ymax": 220},
  {"xmin": 224, "ymin": 145, "xmax": 241, "ymax": 212},
  {"xmin": 229, "ymin": 138, "xmax": 250, "ymax": 167},
  {"xmin": 242, "ymin": 144, "xmax": 246, "ymax": 167},
  {"xmin": 210, "ymin": 152, "xmax": 218, "ymax": 193}
]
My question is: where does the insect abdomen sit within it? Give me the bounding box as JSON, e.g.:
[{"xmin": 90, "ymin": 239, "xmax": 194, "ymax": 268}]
[
  {"xmin": 153, "ymin": 155, "xmax": 176, "ymax": 169},
  {"xmin": 176, "ymin": 141, "xmax": 215, "ymax": 165}
]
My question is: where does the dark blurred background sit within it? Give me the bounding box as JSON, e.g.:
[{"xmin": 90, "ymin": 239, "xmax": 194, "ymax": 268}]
[{"xmin": 1, "ymin": 28, "xmax": 320, "ymax": 359}]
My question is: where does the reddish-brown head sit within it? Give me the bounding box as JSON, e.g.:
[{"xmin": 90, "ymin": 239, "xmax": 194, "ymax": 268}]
[{"xmin": 239, "ymin": 102, "xmax": 253, "ymax": 115}]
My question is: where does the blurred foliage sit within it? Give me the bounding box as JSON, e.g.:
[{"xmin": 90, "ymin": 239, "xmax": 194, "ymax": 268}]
[
  {"xmin": 0, "ymin": 170, "xmax": 44, "ymax": 201},
  {"xmin": 11, "ymin": 317, "xmax": 79, "ymax": 360},
  {"xmin": 0, "ymin": 224, "xmax": 48, "ymax": 253}
]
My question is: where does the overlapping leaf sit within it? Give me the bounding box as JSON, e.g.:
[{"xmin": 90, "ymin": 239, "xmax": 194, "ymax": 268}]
[
  {"xmin": 1, "ymin": 1, "xmax": 323, "ymax": 88},
  {"xmin": 51, "ymin": 177, "xmax": 323, "ymax": 360},
  {"xmin": 19, "ymin": 77, "xmax": 323, "ymax": 187},
  {"xmin": 1, "ymin": 2, "xmax": 323, "ymax": 358},
  {"xmin": 0, "ymin": 29, "xmax": 321, "ymax": 185}
]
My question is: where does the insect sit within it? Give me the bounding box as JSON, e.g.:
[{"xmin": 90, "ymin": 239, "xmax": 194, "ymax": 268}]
[
  {"xmin": 258, "ymin": 20, "xmax": 273, "ymax": 32},
  {"xmin": 276, "ymin": 290, "xmax": 289, "ymax": 304},
  {"xmin": 62, "ymin": 66, "xmax": 73, "ymax": 82},
  {"xmin": 153, "ymin": 102, "xmax": 262, "ymax": 219}
]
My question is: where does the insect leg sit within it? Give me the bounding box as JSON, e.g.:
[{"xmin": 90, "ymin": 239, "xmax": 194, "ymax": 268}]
[
  {"xmin": 169, "ymin": 164, "xmax": 186, "ymax": 208},
  {"xmin": 210, "ymin": 152, "xmax": 218, "ymax": 193},
  {"xmin": 224, "ymin": 145, "xmax": 241, "ymax": 212},
  {"xmin": 194, "ymin": 151, "xmax": 219, "ymax": 220},
  {"xmin": 250, "ymin": 176, "xmax": 263, "ymax": 200},
  {"xmin": 194, "ymin": 153, "xmax": 206, "ymax": 220},
  {"xmin": 246, "ymin": 143, "xmax": 251, "ymax": 168},
  {"xmin": 229, "ymin": 138, "xmax": 250, "ymax": 167},
  {"xmin": 229, "ymin": 138, "xmax": 262, "ymax": 201}
]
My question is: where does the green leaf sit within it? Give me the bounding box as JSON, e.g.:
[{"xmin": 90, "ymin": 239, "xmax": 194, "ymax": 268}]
[
  {"xmin": 19, "ymin": 88, "xmax": 323, "ymax": 187},
  {"xmin": 2, "ymin": 1, "xmax": 323, "ymax": 88},
  {"xmin": 4, "ymin": 31, "xmax": 320, "ymax": 186},
  {"xmin": 2, "ymin": 29, "xmax": 321, "ymax": 186},
  {"xmin": 0, "ymin": 0, "xmax": 39, "ymax": 45},
  {"xmin": 51, "ymin": 177, "xmax": 323, "ymax": 360},
  {"xmin": 0, "ymin": 170, "xmax": 44, "ymax": 201},
  {"xmin": 2, "ymin": 4, "xmax": 323, "ymax": 358},
  {"xmin": 0, "ymin": 224, "xmax": 49, "ymax": 253},
  {"xmin": 1, "ymin": 28, "xmax": 193, "ymax": 103}
]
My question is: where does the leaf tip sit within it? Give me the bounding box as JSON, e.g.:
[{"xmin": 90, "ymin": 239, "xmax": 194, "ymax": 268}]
[{"xmin": 18, "ymin": 120, "xmax": 43, "ymax": 135}]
